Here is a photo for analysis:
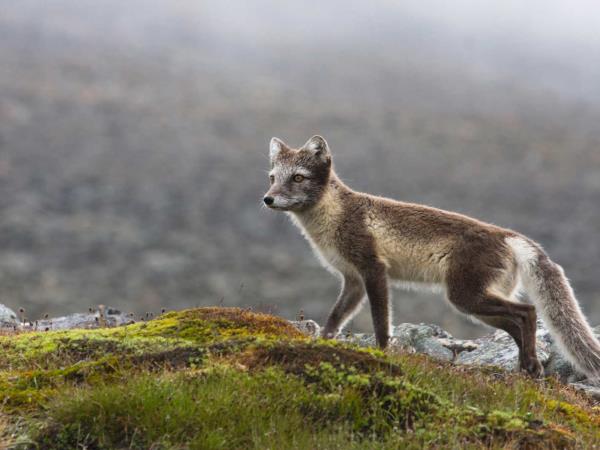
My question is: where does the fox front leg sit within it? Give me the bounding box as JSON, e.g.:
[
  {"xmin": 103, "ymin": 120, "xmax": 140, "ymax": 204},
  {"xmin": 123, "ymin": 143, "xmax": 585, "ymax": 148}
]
[
  {"xmin": 321, "ymin": 273, "xmax": 365, "ymax": 339},
  {"xmin": 362, "ymin": 262, "xmax": 391, "ymax": 349}
]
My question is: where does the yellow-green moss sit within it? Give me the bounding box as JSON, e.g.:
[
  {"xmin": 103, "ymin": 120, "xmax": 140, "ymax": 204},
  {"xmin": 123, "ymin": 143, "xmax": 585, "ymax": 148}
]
[
  {"xmin": 544, "ymin": 398, "xmax": 600, "ymax": 427},
  {"xmin": 0, "ymin": 307, "xmax": 302, "ymax": 371}
]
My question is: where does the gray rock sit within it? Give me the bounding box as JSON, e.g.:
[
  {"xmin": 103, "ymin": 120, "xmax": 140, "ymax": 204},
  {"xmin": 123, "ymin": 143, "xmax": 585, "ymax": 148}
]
[
  {"xmin": 540, "ymin": 323, "xmax": 600, "ymax": 382},
  {"xmin": 0, "ymin": 304, "xmax": 18, "ymax": 327},
  {"xmin": 391, "ymin": 323, "xmax": 454, "ymax": 361},
  {"xmin": 569, "ymin": 382, "xmax": 600, "ymax": 401},
  {"xmin": 456, "ymin": 320, "xmax": 551, "ymax": 371},
  {"xmin": 338, "ymin": 323, "xmax": 459, "ymax": 361},
  {"xmin": 437, "ymin": 338, "xmax": 479, "ymax": 354},
  {"xmin": 26, "ymin": 307, "xmax": 132, "ymax": 331},
  {"xmin": 416, "ymin": 337, "xmax": 454, "ymax": 361},
  {"xmin": 455, "ymin": 330, "xmax": 521, "ymax": 370},
  {"xmin": 392, "ymin": 322, "xmax": 453, "ymax": 340},
  {"xmin": 544, "ymin": 348, "xmax": 587, "ymax": 383},
  {"xmin": 312, "ymin": 321, "xmax": 479, "ymax": 361},
  {"xmin": 344, "ymin": 333, "xmax": 377, "ymax": 347},
  {"xmin": 290, "ymin": 319, "xmax": 321, "ymax": 338}
]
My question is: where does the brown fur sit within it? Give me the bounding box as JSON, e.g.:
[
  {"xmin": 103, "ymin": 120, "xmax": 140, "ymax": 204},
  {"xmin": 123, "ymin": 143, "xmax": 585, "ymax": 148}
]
[{"xmin": 264, "ymin": 135, "xmax": 600, "ymax": 379}]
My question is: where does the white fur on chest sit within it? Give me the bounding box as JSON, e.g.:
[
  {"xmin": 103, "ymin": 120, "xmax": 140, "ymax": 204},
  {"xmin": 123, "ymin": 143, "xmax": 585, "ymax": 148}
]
[
  {"xmin": 287, "ymin": 207, "xmax": 353, "ymax": 275},
  {"xmin": 311, "ymin": 241, "xmax": 349, "ymax": 275}
]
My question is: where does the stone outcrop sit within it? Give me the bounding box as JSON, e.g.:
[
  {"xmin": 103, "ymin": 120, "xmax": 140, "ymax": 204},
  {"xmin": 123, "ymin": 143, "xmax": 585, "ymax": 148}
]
[
  {"xmin": 0, "ymin": 304, "xmax": 18, "ymax": 327},
  {"xmin": 290, "ymin": 317, "xmax": 600, "ymax": 399}
]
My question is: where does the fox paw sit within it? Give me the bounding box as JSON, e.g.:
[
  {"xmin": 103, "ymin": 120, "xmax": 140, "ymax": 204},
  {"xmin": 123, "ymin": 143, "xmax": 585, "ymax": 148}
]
[
  {"xmin": 320, "ymin": 329, "xmax": 337, "ymax": 339},
  {"xmin": 520, "ymin": 358, "xmax": 544, "ymax": 378}
]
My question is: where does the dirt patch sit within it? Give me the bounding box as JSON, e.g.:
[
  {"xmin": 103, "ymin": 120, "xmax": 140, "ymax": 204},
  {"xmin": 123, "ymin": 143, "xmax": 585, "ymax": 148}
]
[
  {"xmin": 242, "ymin": 341, "xmax": 403, "ymax": 376},
  {"xmin": 130, "ymin": 346, "xmax": 205, "ymax": 369}
]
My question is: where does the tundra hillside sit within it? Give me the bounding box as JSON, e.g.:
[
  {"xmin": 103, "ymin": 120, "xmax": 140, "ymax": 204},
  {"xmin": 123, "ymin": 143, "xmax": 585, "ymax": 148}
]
[{"xmin": 1, "ymin": 307, "xmax": 599, "ymax": 449}]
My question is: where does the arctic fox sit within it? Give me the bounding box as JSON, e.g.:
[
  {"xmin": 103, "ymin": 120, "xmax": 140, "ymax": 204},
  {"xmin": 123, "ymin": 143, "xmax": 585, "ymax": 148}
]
[{"xmin": 263, "ymin": 135, "xmax": 600, "ymax": 379}]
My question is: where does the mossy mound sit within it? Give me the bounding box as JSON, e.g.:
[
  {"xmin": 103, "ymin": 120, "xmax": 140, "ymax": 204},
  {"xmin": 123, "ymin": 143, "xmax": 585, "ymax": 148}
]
[
  {"xmin": 243, "ymin": 340, "xmax": 403, "ymax": 376},
  {"xmin": 0, "ymin": 307, "xmax": 598, "ymax": 449},
  {"xmin": 0, "ymin": 307, "xmax": 302, "ymax": 370},
  {"xmin": 0, "ymin": 307, "xmax": 299, "ymax": 412}
]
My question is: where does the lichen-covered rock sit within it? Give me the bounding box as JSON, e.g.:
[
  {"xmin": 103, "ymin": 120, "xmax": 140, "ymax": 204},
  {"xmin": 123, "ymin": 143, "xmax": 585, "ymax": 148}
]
[
  {"xmin": 23, "ymin": 307, "xmax": 132, "ymax": 331},
  {"xmin": 543, "ymin": 325, "xmax": 600, "ymax": 383},
  {"xmin": 342, "ymin": 332, "xmax": 377, "ymax": 348},
  {"xmin": 337, "ymin": 323, "xmax": 470, "ymax": 361},
  {"xmin": 455, "ymin": 320, "xmax": 551, "ymax": 371},
  {"xmin": 437, "ymin": 337, "xmax": 479, "ymax": 354},
  {"xmin": 545, "ymin": 351, "xmax": 588, "ymax": 383},
  {"xmin": 390, "ymin": 323, "xmax": 454, "ymax": 361},
  {"xmin": 569, "ymin": 382, "xmax": 600, "ymax": 401},
  {"xmin": 289, "ymin": 319, "xmax": 321, "ymax": 338},
  {"xmin": 296, "ymin": 317, "xmax": 600, "ymax": 391},
  {"xmin": 0, "ymin": 303, "xmax": 18, "ymax": 327},
  {"xmin": 394, "ymin": 322, "xmax": 453, "ymax": 340}
]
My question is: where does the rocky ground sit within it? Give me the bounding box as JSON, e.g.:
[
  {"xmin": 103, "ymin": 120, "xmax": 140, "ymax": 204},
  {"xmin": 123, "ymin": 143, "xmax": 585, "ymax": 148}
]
[{"xmin": 293, "ymin": 318, "xmax": 600, "ymax": 401}]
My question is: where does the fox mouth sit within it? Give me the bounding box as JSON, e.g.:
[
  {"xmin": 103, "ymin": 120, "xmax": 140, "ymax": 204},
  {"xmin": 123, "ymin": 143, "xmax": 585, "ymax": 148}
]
[
  {"xmin": 265, "ymin": 200, "xmax": 303, "ymax": 211},
  {"xmin": 267, "ymin": 203, "xmax": 298, "ymax": 211},
  {"xmin": 267, "ymin": 204, "xmax": 289, "ymax": 211}
]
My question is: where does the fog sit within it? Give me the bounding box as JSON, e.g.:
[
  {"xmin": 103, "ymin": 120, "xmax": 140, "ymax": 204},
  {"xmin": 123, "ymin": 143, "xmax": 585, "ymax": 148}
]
[{"xmin": 1, "ymin": 0, "xmax": 599, "ymax": 337}]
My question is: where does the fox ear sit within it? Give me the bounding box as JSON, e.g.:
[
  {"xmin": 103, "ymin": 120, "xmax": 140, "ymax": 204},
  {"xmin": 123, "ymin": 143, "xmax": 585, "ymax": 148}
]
[
  {"xmin": 270, "ymin": 137, "xmax": 288, "ymax": 160},
  {"xmin": 302, "ymin": 135, "xmax": 330, "ymax": 162}
]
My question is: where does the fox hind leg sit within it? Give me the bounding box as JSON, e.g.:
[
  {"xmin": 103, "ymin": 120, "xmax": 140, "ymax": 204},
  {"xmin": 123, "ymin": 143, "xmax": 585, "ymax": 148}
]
[
  {"xmin": 447, "ymin": 268, "xmax": 542, "ymax": 377},
  {"xmin": 474, "ymin": 314, "xmax": 541, "ymax": 376}
]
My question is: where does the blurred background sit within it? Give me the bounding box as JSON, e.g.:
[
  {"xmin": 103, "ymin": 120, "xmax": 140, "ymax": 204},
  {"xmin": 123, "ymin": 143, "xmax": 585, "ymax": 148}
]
[{"xmin": 1, "ymin": 0, "xmax": 599, "ymax": 337}]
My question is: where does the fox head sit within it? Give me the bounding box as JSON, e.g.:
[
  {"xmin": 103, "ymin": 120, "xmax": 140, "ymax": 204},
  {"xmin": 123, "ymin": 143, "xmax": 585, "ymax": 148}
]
[{"xmin": 263, "ymin": 135, "xmax": 332, "ymax": 212}]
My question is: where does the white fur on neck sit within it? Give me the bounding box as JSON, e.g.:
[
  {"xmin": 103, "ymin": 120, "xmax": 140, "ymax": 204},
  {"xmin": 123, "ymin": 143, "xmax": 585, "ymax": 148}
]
[{"xmin": 288, "ymin": 185, "xmax": 352, "ymax": 276}]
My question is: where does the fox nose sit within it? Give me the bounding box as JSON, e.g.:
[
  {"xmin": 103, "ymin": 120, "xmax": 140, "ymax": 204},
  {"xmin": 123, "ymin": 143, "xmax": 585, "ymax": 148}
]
[{"xmin": 263, "ymin": 196, "xmax": 274, "ymax": 206}]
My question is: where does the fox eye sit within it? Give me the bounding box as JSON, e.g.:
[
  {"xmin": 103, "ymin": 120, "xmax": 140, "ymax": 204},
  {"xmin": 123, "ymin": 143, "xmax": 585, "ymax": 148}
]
[
  {"xmin": 269, "ymin": 175, "xmax": 275, "ymax": 184},
  {"xmin": 293, "ymin": 174, "xmax": 305, "ymax": 182}
]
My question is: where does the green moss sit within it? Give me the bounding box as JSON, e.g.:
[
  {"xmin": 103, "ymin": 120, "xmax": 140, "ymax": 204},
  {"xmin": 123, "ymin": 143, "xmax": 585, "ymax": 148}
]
[{"xmin": 299, "ymin": 361, "xmax": 442, "ymax": 435}]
